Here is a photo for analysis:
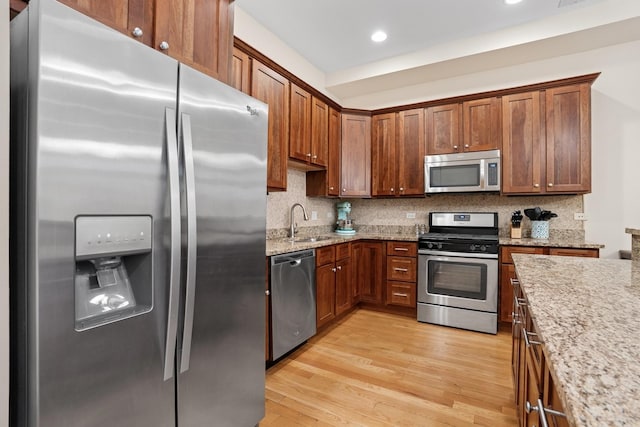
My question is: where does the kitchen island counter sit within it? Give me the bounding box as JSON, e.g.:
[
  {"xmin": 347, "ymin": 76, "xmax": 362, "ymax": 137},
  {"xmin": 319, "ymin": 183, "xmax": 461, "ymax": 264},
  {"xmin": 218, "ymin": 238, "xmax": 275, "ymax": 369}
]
[{"xmin": 512, "ymin": 254, "xmax": 640, "ymax": 427}]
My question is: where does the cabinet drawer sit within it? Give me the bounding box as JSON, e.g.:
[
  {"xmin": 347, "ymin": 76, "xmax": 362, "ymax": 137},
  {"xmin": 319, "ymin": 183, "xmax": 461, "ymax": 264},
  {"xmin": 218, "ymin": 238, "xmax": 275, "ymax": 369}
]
[
  {"xmin": 335, "ymin": 243, "xmax": 351, "ymax": 261},
  {"xmin": 548, "ymin": 248, "xmax": 599, "ymax": 258},
  {"xmin": 501, "ymin": 246, "xmax": 545, "ymax": 264},
  {"xmin": 386, "ymin": 241, "xmax": 417, "ymax": 257},
  {"xmin": 386, "ymin": 281, "xmax": 416, "ymax": 307},
  {"xmin": 316, "ymin": 245, "xmax": 335, "ymax": 266},
  {"xmin": 387, "ymin": 257, "xmax": 417, "ymax": 282}
]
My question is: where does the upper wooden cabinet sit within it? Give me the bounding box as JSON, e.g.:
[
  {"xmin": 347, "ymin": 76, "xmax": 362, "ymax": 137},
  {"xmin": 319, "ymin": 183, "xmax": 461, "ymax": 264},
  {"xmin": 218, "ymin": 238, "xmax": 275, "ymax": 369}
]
[
  {"xmin": 545, "ymin": 84, "xmax": 591, "ymax": 193},
  {"xmin": 56, "ymin": 0, "xmax": 234, "ymax": 83},
  {"xmin": 372, "ymin": 109, "xmax": 425, "ymax": 197},
  {"xmin": 426, "ymin": 103, "xmax": 460, "ymax": 155},
  {"xmin": 289, "ymin": 85, "xmax": 328, "ymax": 168},
  {"xmin": 397, "ymin": 109, "xmax": 426, "ymax": 196},
  {"xmin": 462, "ymin": 97, "xmax": 501, "ymax": 152},
  {"xmin": 341, "ymin": 113, "xmax": 371, "ymax": 197},
  {"xmin": 502, "ymin": 83, "xmax": 592, "ymax": 195},
  {"xmin": 306, "ymin": 107, "xmax": 340, "ymax": 197},
  {"xmin": 251, "ymin": 59, "xmax": 289, "ymax": 191},
  {"xmin": 289, "ymin": 83, "xmax": 313, "ymax": 164},
  {"xmin": 231, "ymin": 46, "xmax": 251, "ymax": 94},
  {"xmin": 371, "ymin": 113, "xmax": 397, "ymax": 197}
]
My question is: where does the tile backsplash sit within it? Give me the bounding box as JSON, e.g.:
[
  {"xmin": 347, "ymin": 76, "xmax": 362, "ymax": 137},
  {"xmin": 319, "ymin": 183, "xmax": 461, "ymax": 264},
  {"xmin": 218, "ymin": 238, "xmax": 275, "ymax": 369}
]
[{"xmin": 267, "ymin": 169, "xmax": 584, "ymax": 238}]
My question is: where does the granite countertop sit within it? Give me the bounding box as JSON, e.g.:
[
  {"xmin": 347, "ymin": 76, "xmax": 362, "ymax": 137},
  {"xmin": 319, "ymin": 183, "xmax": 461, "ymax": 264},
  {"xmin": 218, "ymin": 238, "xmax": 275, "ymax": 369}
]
[
  {"xmin": 512, "ymin": 254, "xmax": 640, "ymax": 427},
  {"xmin": 266, "ymin": 233, "xmax": 417, "ymax": 256},
  {"xmin": 499, "ymin": 236, "xmax": 604, "ymax": 249},
  {"xmin": 267, "ymin": 233, "xmax": 604, "ymax": 256}
]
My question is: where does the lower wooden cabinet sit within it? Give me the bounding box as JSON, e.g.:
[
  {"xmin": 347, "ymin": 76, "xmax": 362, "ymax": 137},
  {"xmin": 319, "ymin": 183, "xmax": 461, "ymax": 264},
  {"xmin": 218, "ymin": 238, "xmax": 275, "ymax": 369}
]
[
  {"xmin": 500, "ymin": 245, "xmax": 598, "ymax": 323},
  {"xmin": 353, "ymin": 241, "xmax": 384, "ymax": 304},
  {"xmin": 384, "ymin": 241, "xmax": 417, "ymax": 309},
  {"xmin": 316, "ymin": 243, "xmax": 352, "ymax": 329}
]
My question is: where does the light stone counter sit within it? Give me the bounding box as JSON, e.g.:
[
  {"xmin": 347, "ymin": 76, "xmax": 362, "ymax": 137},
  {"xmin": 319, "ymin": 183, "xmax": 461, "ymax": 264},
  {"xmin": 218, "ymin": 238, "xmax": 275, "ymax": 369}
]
[
  {"xmin": 512, "ymin": 254, "xmax": 640, "ymax": 427},
  {"xmin": 499, "ymin": 236, "xmax": 604, "ymax": 249},
  {"xmin": 266, "ymin": 233, "xmax": 417, "ymax": 256}
]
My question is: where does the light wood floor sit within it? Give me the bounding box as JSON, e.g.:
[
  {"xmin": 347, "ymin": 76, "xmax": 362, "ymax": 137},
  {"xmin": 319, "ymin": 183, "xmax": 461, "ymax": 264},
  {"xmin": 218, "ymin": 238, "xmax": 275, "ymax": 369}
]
[{"xmin": 263, "ymin": 309, "xmax": 517, "ymax": 427}]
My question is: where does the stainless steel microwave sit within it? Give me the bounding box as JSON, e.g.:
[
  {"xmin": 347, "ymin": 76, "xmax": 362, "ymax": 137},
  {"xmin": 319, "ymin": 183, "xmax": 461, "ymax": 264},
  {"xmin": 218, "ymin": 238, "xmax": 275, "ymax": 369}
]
[{"xmin": 424, "ymin": 149, "xmax": 501, "ymax": 193}]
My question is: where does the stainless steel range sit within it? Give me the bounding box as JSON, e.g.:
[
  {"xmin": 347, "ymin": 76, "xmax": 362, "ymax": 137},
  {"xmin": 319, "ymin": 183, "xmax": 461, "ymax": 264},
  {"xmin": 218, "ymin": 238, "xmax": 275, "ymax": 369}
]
[{"xmin": 417, "ymin": 212, "xmax": 499, "ymax": 334}]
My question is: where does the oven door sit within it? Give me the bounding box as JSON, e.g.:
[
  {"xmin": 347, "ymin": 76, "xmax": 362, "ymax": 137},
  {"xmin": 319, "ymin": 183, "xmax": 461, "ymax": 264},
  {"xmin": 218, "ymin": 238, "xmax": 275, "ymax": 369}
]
[{"xmin": 417, "ymin": 251, "xmax": 498, "ymax": 312}]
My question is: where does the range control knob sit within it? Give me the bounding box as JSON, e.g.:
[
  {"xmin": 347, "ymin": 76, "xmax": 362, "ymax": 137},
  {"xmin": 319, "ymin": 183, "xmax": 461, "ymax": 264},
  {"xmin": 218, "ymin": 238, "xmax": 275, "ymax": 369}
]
[
  {"xmin": 427, "ymin": 242, "xmax": 434, "ymax": 249},
  {"xmin": 437, "ymin": 243, "xmax": 443, "ymax": 250},
  {"xmin": 470, "ymin": 244, "xmax": 476, "ymax": 251},
  {"xmin": 480, "ymin": 245, "xmax": 487, "ymax": 252}
]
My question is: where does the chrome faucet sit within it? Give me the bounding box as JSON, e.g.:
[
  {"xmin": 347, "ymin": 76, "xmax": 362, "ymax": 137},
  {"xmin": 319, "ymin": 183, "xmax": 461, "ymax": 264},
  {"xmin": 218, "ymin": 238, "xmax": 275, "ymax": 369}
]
[{"xmin": 289, "ymin": 203, "xmax": 309, "ymax": 238}]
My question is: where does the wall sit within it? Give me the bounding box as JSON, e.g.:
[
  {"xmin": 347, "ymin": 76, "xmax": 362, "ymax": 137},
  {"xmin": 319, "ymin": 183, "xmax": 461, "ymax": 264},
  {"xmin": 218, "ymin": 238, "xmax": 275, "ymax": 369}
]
[
  {"xmin": 1, "ymin": 0, "xmax": 10, "ymax": 424},
  {"xmin": 267, "ymin": 170, "xmax": 584, "ymax": 239}
]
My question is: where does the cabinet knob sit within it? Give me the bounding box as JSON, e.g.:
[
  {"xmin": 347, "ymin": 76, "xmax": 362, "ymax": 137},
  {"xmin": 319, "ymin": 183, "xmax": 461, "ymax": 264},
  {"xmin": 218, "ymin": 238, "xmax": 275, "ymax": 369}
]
[
  {"xmin": 533, "ymin": 183, "xmax": 540, "ymax": 188},
  {"xmin": 265, "ymin": 290, "xmax": 270, "ymax": 296},
  {"xmin": 342, "ymin": 188, "xmax": 346, "ymax": 192},
  {"xmin": 399, "ymin": 187, "xmax": 404, "ymax": 191},
  {"xmin": 337, "ymin": 265, "xmax": 342, "ymax": 270},
  {"xmin": 332, "ymin": 267, "xmax": 337, "ymax": 273},
  {"xmin": 548, "ymin": 183, "xmax": 554, "ymax": 187},
  {"xmin": 159, "ymin": 41, "xmax": 169, "ymax": 51},
  {"xmin": 453, "ymin": 145, "xmax": 458, "ymax": 150},
  {"xmin": 390, "ymin": 188, "xmax": 394, "ymax": 192},
  {"xmin": 312, "ymin": 155, "xmax": 317, "ymax": 160},
  {"xmin": 464, "ymin": 144, "xmax": 469, "ymax": 148},
  {"xmin": 329, "ymin": 186, "xmax": 334, "ymax": 190},
  {"xmin": 132, "ymin": 27, "xmax": 143, "ymax": 38},
  {"xmin": 306, "ymin": 153, "xmax": 311, "ymax": 157}
]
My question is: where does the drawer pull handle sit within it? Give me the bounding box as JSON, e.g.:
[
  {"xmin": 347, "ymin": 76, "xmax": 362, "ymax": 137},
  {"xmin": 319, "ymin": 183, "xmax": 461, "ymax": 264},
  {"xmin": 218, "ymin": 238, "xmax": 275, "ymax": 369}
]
[
  {"xmin": 523, "ymin": 329, "xmax": 542, "ymax": 347},
  {"xmin": 393, "ymin": 268, "xmax": 409, "ymax": 272},
  {"xmin": 394, "ymin": 247, "xmax": 409, "ymax": 252},
  {"xmin": 393, "ymin": 292, "xmax": 408, "ymax": 297},
  {"xmin": 510, "ymin": 278, "xmax": 520, "ymax": 287}
]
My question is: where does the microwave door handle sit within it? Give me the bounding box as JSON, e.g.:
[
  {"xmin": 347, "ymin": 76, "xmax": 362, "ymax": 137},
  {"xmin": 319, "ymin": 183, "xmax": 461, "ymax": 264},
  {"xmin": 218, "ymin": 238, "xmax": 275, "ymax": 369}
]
[
  {"xmin": 163, "ymin": 107, "xmax": 181, "ymax": 381},
  {"xmin": 179, "ymin": 113, "xmax": 197, "ymax": 374}
]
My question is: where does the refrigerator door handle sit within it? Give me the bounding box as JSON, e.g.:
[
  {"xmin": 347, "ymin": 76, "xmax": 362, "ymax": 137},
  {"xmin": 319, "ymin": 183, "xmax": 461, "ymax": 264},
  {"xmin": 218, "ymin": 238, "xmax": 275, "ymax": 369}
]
[
  {"xmin": 163, "ymin": 107, "xmax": 181, "ymax": 381},
  {"xmin": 179, "ymin": 113, "xmax": 197, "ymax": 373}
]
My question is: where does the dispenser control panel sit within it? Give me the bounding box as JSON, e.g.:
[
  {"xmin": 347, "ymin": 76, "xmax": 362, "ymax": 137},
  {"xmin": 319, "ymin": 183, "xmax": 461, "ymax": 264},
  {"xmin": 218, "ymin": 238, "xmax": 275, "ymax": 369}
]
[{"xmin": 75, "ymin": 216, "xmax": 152, "ymax": 260}]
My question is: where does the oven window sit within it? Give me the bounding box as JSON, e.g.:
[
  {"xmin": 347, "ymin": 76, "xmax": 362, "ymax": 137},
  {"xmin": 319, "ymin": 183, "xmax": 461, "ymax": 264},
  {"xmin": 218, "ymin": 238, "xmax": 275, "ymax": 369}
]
[
  {"xmin": 430, "ymin": 164, "xmax": 480, "ymax": 188},
  {"xmin": 427, "ymin": 260, "xmax": 487, "ymax": 300}
]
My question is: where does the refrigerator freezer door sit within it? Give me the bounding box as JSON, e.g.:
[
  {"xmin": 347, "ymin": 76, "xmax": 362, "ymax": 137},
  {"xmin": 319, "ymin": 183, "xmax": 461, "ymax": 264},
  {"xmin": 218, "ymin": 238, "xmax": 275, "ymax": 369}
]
[
  {"xmin": 176, "ymin": 65, "xmax": 268, "ymax": 427},
  {"xmin": 10, "ymin": 0, "xmax": 178, "ymax": 425}
]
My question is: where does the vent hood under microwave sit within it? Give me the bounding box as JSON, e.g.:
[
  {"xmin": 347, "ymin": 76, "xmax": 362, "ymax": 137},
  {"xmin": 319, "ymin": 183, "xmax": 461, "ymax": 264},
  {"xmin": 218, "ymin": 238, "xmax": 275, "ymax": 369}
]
[{"xmin": 424, "ymin": 149, "xmax": 501, "ymax": 194}]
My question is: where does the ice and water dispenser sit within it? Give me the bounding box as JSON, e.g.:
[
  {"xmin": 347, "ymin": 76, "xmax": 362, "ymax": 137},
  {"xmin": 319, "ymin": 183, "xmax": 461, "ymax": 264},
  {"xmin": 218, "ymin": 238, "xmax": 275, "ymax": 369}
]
[{"xmin": 74, "ymin": 216, "xmax": 153, "ymax": 331}]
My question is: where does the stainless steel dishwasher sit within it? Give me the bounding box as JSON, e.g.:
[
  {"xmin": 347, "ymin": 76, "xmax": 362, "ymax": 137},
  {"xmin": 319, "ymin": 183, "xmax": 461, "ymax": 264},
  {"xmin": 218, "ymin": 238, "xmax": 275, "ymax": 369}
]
[{"xmin": 270, "ymin": 249, "xmax": 316, "ymax": 360}]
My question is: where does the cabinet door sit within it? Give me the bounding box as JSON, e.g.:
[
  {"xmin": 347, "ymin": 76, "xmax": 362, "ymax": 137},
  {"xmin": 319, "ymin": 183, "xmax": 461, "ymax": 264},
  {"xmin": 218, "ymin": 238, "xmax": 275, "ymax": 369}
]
[
  {"xmin": 341, "ymin": 114, "xmax": 371, "ymax": 197},
  {"xmin": 59, "ymin": 0, "xmax": 154, "ymax": 45},
  {"xmin": 425, "ymin": 103, "xmax": 460, "ymax": 155},
  {"xmin": 251, "ymin": 60, "xmax": 289, "ymax": 191},
  {"xmin": 355, "ymin": 242, "xmax": 384, "ymax": 304},
  {"xmin": 154, "ymin": 0, "xmax": 233, "ymax": 83},
  {"xmin": 335, "ymin": 258, "xmax": 352, "ymax": 316},
  {"xmin": 316, "ymin": 263, "xmax": 336, "ymax": 328},
  {"xmin": 542, "ymin": 364, "xmax": 570, "ymax": 427},
  {"xmin": 463, "ymin": 97, "xmax": 501, "ymax": 152},
  {"xmin": 500, "ymin": 264, "xmax": 516, "ymax": 323},
  {"xmin": 502, "ymin": 92, "xmax": 544, "ymax": 194},
  {"xmin": 327, "ymin": 107, "xmax": 341, "ymax": 196},
  {"xmin": 231, "ymin": 47, "xmax": 251, "ymax": 94},
  {"xmin": 289, "ymin": 83, "xmax": 312, "ymax": 163},
  {"xmin": 311, "ymin": 97, "xmax": 329, "ymax": 167},
  {"xmin": 371, "ymin": 113, "xmax": 397, "ymax": 196},
  {"xmin": 545, "ymin": 84, "xmax": 591, "ymax": 193},
  {"xmin": 397, "ymin": 108, "xmax": 425, "ymax": 196}
]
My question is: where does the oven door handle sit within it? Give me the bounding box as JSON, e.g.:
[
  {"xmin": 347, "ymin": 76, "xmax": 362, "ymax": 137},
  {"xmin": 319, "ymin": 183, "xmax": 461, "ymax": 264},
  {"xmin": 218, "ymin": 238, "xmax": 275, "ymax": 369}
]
[{"xmin": 418, "ymin": 249, "xmax": 498, "ymax": 259}]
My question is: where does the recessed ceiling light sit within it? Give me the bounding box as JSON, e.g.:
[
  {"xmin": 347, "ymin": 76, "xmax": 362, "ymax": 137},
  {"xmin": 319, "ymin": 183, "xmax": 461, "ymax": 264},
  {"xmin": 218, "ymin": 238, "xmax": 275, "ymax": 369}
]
[
  {"xmin": 504, "ymin": 0, "xmax": 523, "ymax": 4},
  {"xmin": 371, "ymin": 31, "xmax": 387, "ymax": 43}
]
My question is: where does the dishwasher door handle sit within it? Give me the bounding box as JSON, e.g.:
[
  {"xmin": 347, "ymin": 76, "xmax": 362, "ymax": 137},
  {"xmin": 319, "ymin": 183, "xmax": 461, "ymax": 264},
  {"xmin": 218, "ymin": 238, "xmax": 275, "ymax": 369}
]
[{"xmin": 289, "ymin": 259, "xmax": 302, "ymax": 266}]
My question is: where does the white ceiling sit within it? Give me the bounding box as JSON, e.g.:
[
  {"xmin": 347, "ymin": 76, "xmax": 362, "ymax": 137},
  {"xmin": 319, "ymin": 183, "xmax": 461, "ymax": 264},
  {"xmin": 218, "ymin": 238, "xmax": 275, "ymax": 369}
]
[
  {"xmin": 235, "ymin": 0, "xmax": 640, "ymax": 103},
  {"xmin": 235, "ymin": 0, "xmax": 604, "ymax": 74}
]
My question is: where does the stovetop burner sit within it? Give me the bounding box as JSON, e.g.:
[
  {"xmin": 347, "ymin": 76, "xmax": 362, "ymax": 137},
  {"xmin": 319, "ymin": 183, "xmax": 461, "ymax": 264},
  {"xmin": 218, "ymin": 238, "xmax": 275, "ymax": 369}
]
[
  {"xmin": 418, "ymin": 212, "xmax": 499, "ymax": 255},
  {"xmin": 419, "ymin": 232, "xmax": 499, "ymax": 243}
]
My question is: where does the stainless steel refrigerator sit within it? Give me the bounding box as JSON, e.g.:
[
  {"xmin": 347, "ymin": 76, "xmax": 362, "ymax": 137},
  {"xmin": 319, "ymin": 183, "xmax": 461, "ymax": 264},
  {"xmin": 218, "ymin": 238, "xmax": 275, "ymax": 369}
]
[{"xmin": 9, "ymin": 0, "xmax": 267, "ymax": 426}]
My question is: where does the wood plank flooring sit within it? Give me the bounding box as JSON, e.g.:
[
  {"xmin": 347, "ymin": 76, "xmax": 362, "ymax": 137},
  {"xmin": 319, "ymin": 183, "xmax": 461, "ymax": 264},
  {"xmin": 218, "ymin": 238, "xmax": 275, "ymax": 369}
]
[{"xmin": 263, "ymin": 309, "xmax": 517, "ymax": 427}]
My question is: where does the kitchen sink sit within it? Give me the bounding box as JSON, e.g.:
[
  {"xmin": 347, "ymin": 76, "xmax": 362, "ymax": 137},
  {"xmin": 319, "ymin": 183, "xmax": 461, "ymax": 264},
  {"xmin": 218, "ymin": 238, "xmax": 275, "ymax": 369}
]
[{"xmin": 291, "ymin": 236, "xmax": 334, "ymax": 243}]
